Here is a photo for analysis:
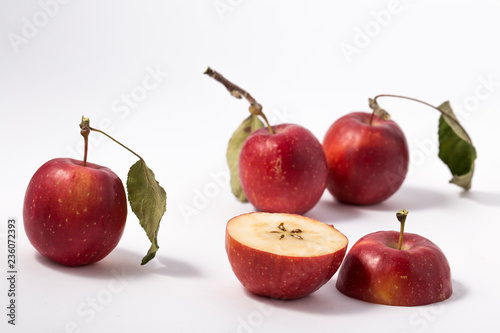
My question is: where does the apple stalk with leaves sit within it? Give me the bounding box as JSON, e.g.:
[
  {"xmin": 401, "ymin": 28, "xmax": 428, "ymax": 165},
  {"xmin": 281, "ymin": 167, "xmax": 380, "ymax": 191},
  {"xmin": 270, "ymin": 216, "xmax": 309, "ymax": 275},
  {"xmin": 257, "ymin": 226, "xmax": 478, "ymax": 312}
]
[
  {"xmin": 204, "ymin": 67, "xmax": 328, "ymax": 215},
  {"xmin": 323, "ymin": 95, "xmax": 477, "ymax": 205},
  {"xmin": 23, "ymin": 117, "xmax": 166, "ymax": 266}
]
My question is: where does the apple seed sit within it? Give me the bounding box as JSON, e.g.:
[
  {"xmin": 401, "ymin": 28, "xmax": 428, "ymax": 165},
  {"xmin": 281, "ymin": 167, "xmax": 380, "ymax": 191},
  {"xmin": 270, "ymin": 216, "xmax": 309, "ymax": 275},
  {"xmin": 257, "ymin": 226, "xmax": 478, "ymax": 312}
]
[{"xmin": 270, "ymin": 223, "xmax": 304, "ymax": 241}]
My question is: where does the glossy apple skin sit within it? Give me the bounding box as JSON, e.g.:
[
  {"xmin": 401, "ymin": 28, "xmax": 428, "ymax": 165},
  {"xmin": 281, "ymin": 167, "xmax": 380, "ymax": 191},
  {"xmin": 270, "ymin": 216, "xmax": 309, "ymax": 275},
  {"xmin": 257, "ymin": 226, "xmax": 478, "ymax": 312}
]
[
  {"xmin": 336, "ymin": 231, "xmax": 452, "ymax": 306},
  {"xmin": 239, "ymin": 124, "xmax": 328, "ymax": 215},
  {"xmin": 23, "ymin": 158, "xmax": 127, "ymax": 266},
  {"xmin": 323, "ymin": 112, "xmax": 409, "ymax": 205},
  {"xmin": 226, "ymin": 225, "xmax": 347, "ymax": 300}
]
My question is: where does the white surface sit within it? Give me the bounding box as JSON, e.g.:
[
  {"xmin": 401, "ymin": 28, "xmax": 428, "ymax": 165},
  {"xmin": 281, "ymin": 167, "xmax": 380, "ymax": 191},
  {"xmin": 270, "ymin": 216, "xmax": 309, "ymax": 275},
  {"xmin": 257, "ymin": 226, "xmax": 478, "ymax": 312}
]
[{"xmin": 1, "ymin": 1, "xmax": 500, "ymax": 332}]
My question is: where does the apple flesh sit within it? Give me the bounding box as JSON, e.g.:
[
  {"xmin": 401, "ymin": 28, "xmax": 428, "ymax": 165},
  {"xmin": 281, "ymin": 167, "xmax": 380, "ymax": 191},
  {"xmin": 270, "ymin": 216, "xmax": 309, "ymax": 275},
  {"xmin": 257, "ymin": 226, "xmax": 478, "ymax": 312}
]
[
  {"xmin": 336, "ymin": 231, "xmax": 452, "ymax": 306},
  {"xmin": 225, "ymin": 212, "xmax": 348, "ymax": 300},
  {"xmin": 23, "ymin": 158, "xmax": 127, "ymax": 266},
  {"xmin": 323, "ymin": 112, "xmax": 409, "ymax": 205},
  {"xmin": 239, "ymin": 124, "xmax": 328, "ymax": 215}
]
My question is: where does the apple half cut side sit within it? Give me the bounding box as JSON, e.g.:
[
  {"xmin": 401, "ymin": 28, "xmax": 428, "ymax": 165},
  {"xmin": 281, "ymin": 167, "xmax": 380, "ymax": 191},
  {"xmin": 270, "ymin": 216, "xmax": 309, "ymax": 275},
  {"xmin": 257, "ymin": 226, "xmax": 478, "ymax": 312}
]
[{"xmin": 225, "ymin": 212, "xmax": 348, "ymax": 300}]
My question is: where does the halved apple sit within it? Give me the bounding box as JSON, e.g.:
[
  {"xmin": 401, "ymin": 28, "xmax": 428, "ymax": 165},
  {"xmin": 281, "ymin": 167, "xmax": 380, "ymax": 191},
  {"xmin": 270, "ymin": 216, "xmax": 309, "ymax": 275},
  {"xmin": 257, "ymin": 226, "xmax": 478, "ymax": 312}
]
[
  {"xmin": 225, "ymin": 212, "xmax": 348, "ymax": 300},
  {"xmin": 336, "ymin": 231, "xmax": 453, "ymax": 306}
]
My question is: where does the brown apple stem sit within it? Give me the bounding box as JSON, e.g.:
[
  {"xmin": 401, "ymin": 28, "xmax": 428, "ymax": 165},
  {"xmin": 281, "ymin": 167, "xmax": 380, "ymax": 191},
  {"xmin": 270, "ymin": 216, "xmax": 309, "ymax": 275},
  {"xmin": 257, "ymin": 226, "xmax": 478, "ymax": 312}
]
[
  {"xmin": 396, "ymin": 209, "xmax": 408, "ymax": 250},
  {"xmin": 89, "ymin": 127, "xmax": 143, "ymax": 162},
  {"xmin": 204, "ymin": 67, "xmax": 274, "ymax": 134},
  {"xmin": 79, "ymin": 116, "xmax": 90, "ymax": 167},
  {"xmin": 371, "ymin": 94, "xmax": 472, "ymax": 142},
  {"xmin": 368, "ymin": 98, "xmax": 391, "ymax": 125}
]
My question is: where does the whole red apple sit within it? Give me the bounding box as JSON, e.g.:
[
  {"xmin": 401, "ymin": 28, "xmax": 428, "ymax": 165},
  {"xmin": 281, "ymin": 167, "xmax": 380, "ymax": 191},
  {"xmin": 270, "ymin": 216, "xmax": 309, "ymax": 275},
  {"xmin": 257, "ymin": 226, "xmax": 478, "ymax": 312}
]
[
  {"xmin": 336, "ymin": 230, "xmax": 452, "ymax": 306},
  {"xmin": 239, "ymin": 124, "xmax": 328, "ymax": 214},
  {"xmin": 226, "ymin": 212, "xmax": 348, "ymax": 300},
  {"xmin": 23, "ymin": 158, "xmax": 127, "ymax": 266},
  {"xmin": 323, "ymin": 112, "xmax": 409, "ymax": 205}
]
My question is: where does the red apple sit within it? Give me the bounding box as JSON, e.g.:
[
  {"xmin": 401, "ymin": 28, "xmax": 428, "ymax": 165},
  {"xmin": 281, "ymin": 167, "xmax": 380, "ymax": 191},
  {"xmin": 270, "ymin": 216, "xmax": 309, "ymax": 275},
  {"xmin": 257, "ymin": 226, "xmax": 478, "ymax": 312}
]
[
  {"xmin": 239, "ymin": 124, "xmax": 328, "ymax": 214},
  {"xmin": 336, "ymin": 218, "xmax": 452, "ymax": 306},
  {"xmin": 323, "ymin": 112, "xmax": 409, "ymax": 205},
  {"xmin": 23, "ymin": 158, "xmax": 127, "ymax": 266},
  {"xmin": 225, "ymin": 212, "xmax": 348, "ymax": 300}
]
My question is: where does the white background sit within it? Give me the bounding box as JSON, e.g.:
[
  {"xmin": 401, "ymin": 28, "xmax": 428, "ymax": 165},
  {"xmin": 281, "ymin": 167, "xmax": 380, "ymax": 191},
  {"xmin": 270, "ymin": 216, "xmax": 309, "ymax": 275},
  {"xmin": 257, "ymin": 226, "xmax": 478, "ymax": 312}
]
[{"xmin": 1, "ymin": 0, "xmax": 500, "ymax": 332}]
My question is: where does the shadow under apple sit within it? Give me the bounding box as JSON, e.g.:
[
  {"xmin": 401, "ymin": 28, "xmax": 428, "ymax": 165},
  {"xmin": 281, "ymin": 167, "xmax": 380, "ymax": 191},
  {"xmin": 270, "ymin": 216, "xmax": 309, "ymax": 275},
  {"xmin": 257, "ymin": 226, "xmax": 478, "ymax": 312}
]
[
  {"xmin": 447, "ymin": 279, "xmax": 468, "ymax": 304},
  {"xmin": 240, "ymin": 276, "xmax": 466, "ymax": 315},
  {"xmin": 460, "ymin": 190, "xmax": 500, "ymax": 207},
  {"xmin": 341, "ymin": 185, "xmax": 452, "ymax": 212},
  {"xmin": 241, "ymin": 278, "xmax": 373, "ymax": 316},
  {"xmin": 35, "ymin": 247, "xmax": 203, "ymax": 280},
  {"xmin": 307, "ymin": 185, "xmax": 452, "ymax": 224},
  {"xmin": 305, "ymin": 199, "xmax": 364, "ymax": 225}
]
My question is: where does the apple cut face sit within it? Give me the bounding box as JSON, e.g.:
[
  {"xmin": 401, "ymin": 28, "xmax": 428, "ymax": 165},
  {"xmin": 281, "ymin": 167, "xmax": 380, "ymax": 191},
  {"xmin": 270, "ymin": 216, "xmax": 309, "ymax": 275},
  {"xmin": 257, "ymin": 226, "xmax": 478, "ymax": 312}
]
[{"xmin": 225, "ymin": 212, "xmax": 348, "ymax": 300}]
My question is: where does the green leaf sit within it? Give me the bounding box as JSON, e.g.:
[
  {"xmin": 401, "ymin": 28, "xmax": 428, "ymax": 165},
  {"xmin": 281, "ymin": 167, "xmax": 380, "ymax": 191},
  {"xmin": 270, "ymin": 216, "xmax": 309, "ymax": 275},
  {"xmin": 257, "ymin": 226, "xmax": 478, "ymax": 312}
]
[
  {"xmin": 126, "ymin": 159, "xmax": 166, "ymax": 265},
  {"xmin": 437, "ymin": 101, "xmax": 477, "ymax": 190},
  {"xmin": 226, "ymin": 115, "xmax": 265, "ymax": 202}
]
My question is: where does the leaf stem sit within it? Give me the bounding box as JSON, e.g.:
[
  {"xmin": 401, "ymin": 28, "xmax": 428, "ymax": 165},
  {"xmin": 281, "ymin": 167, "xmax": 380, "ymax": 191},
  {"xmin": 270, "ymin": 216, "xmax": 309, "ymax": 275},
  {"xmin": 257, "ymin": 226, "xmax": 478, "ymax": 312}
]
[
  {"xmin": 396, "ymin": 209, "xmax": 408, "ymax": 250},
  {"xmin": 89, "ymin": 126, "xmax": 144, "ymax": 161},
  {"xmin": 79, "ymin": 116, "xmax": 90, "ymax": 167},
  {"xmin": 372, "ymin": 94, "xmax": 472, "ymax": 142},
  {"xmin": 204, "ymin": 67, "xmax": 274, "ymax": 134}
]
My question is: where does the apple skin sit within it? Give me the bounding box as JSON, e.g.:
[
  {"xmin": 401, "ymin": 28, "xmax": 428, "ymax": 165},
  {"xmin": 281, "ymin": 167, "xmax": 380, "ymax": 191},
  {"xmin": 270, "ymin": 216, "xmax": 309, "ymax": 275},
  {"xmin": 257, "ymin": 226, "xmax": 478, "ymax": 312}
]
[
  {"xmin": 323, "ymin": 112, "xmax": 409, "ymax": 205},
  {"xmin": 23, "ymin": 158, "xmax": 127, "ymax": 266},
  {"xmin": 336, "ymin": 231, "xmax": 452, "ymax": 306},
  {"xmin": 225, "ymin": 215, "xmax": 347, "ymax": 300},
  {"xmin": 239, "ymin": 123, "xmax": 328, "ymax": 215}
]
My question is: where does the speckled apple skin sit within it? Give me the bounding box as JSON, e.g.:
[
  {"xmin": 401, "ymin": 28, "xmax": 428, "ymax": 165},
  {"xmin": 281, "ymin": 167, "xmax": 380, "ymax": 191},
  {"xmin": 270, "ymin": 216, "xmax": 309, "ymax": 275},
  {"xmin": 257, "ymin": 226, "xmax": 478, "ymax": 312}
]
[
  {"xmin": 336, "ymin": 231, "xmax": 452, "ymax": 306},
  {"xmin": 239, "ymin": 124, "xmax": 328, "ymax": 215},
  {"xmin": 23, "ymin": 158, "xmax": 127, "ymax": 266},
  {"xmin": 323, "ymin": 112, "xmax": 409, "ymax": 205},
  {"xmin": 225, "ymin": 226, "xmax": 347, "ymax": 300}
]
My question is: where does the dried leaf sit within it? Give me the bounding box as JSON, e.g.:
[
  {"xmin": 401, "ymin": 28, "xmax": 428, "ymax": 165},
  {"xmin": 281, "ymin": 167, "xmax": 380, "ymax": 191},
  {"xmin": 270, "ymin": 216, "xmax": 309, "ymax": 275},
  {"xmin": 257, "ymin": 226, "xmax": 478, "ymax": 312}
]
[
  {"xmin": 437, "ymin": 101, "xmax": 477, "ymax": 190},
  {"xmin": 226, "ymin": 115, "xmax": 265, "ymax": 202},
  {"xmin": 127, "ymin": 159, "xmax": 166, "ymax": 265}
]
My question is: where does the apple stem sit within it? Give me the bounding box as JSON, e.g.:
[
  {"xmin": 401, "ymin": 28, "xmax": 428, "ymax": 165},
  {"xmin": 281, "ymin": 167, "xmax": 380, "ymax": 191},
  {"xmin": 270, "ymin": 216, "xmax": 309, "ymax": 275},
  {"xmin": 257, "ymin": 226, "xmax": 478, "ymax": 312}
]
[
  {"xmin": 79, "ymin": 116, "xmax": 90, "ymax": 167},
  {"xmin": 371, "ymin": 94, "xmax": 473, "ymax": 142},
  {"xmin": 368, "ymin": 98, "xmax": 391, "ymax": 125},
  {"xmin": 204, "ymin": 67, "xmax": 275, "ymax": 134},
  {"xmin": 396, "ymin": 209, "xmax": 408, "ymax": 250}
]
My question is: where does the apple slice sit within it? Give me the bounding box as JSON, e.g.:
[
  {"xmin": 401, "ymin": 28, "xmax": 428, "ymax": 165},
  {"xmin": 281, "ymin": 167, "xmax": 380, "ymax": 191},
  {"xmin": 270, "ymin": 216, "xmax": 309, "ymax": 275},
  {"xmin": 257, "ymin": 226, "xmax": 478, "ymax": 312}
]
[{"xmin": 225, "ymin": 212, "xmax": 348, "ymax": 300}]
